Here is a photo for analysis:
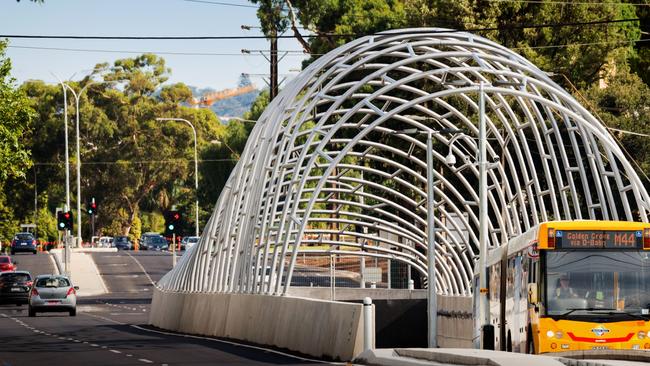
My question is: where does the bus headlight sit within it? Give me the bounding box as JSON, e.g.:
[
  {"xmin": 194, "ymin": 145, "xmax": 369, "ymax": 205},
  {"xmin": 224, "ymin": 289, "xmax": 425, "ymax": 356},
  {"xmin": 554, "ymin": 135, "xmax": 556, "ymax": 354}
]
[
  {"xmin": 547, "ymin": 330, "xmax": 555, "ymax": 338},
  {"xmin": 638, "ymin": 331, "xmax": 646, "ymax": 340},
  {"xmin": 555, "ymin": 331, "xmax": 564, "ymax": 339}
]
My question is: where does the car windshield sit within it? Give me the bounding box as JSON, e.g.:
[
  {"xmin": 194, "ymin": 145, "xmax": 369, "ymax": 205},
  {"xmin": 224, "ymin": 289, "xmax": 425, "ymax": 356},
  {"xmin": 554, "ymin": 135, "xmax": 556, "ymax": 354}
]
[
  {"xmin": 1, "ymin": 273, "xmax": 30, "ymax": 282},
  {"xmin": 188, "ymin": 237, "xmax": 199, "ymax": 243},
  {"xmin": 0, "ymin": 257, "xmax": 9, "ymax": 263},
  {"xmin": 36, "ymin": 277, "xmax": 70, "ymax": 288},
  {"xmin": 152, "ymin": 237, "xmax": 166, "ymax": 244},
  {"xmin": 545, "ymin": 250, "xmax": 650, "ymax": 318},
  {"xmin": 15, "ymin": 234, "xmax": 33, "ymax": 240},
  {"xmin": 116, "ymin": 237, "xmax": 128, "ymax": 243}
]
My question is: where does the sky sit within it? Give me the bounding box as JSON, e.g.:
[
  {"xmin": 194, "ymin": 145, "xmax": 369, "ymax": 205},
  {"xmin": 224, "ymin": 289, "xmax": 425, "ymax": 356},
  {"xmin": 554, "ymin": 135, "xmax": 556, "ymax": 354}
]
[{"xmin": 0, "ymin": 0, "xmax": 307, "ymax": 91}]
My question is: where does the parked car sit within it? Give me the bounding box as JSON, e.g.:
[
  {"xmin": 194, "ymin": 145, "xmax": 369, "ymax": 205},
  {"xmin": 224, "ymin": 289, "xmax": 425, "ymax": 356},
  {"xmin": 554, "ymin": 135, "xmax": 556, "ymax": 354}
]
[
  {"xmin": 0, "ymin": 271, "xmax": 32, "ymax": 305},
  {"xmin": 11, "ymin": 232, "xmax": 37, "ymax": 255},
  {"xmin": 0, "ymin": 256, "xmax": 17, "ymax": 272},
  {"xmin": 180, "ymin": 236, "xmax": 200, "ymax": 251},
  {"xmin": 98, "ymin": 236, "xmax": 114, "ymax": 248},
  {"xmin": 28, "ymin": 274, "xmax": 78, "ymax": 317},
  {"xmin": 114, "ymin": 236, "xmax": 132, "ymax": 250},
  {"xmin": 139, "ymin": 233, "xmax": 168, "ymax": 251}
]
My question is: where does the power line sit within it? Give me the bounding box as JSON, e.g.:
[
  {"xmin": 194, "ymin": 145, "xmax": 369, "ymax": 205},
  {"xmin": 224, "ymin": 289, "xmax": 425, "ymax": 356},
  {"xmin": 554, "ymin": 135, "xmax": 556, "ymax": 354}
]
[
  {"xmin": 33, "ymin": 158, "xmax": 239, "ymax": 166},
  {"xmin": 7, "ymin": 45, "xmax": 314, "ymax": 57},
  {"xmin": 182, "ymin": 0, "xmax": 258, "ymax": 8},
  {"xmin": 487, "ymin": 0, "xmax": 650, "ymax": 6},
  {"xmin": 9, "ymin": 37, "xmax": 648, "ymax": 57},
  {"xmin": 511, "ymin": 37, "xmax": 650, "ymax": 50},
  {"xmin": 0, "ymin": 18, "xmax": 640, "ymax": 40}
]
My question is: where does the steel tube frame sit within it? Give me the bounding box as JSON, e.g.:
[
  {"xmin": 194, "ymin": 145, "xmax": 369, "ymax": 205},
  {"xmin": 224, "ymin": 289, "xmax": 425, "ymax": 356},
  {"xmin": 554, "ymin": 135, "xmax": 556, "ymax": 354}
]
[{"xmin": 155, "ymin": 29, "xmax": 650, "ymax": 312}]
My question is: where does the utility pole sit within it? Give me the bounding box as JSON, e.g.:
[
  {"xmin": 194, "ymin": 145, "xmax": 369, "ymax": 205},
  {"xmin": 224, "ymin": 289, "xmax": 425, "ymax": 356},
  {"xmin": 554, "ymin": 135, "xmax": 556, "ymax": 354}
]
[{"xmin": 270, "ymin": 28, "xmax": 278, "ymax": 100}]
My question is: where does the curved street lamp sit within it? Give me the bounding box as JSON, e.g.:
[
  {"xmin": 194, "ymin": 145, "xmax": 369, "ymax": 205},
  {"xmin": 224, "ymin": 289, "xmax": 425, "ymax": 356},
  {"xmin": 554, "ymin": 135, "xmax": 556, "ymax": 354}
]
[
  {"xmin": 156, "ymin": 118, "xmax": 200, "ymax": 238},
  {"xmin": 64, "ymin": 81, "xmax": 100, "ymax": 247}
]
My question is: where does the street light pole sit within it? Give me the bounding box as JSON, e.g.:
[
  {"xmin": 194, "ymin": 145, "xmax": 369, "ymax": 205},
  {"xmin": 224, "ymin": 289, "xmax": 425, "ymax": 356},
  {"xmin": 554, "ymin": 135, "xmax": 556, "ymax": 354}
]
[
  {"xmin": 156, "ymin": 118, "xmax": 200, "ymax": 237},
  {"xmin": 477, "ymin": 81, "xmax": 490, "ymax": 345},
  {"xmin": 426, "ymin": 131, "xmax": 437, "ymax": 348},
  {"xmin": 65, "ymin": 82, "xmax": 97, "ymax": 247},
  {"xmin": 393, "ymin": 126, "xmax": 461, "ymax": 348}
]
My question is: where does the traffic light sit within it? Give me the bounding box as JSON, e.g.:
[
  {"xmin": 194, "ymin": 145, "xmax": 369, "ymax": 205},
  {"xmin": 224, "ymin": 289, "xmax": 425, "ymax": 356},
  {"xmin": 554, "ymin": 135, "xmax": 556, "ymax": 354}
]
[
  {"xmin": 57, "ymin": 211, "xmax": 73, "ymax": 231},
  {"xmin": 164, "ymin": 210, "xmax": 182, "ymax": 235},
  {"xmin": 87, "ymin": 200, "xmax": 98, "ymax": 215}
]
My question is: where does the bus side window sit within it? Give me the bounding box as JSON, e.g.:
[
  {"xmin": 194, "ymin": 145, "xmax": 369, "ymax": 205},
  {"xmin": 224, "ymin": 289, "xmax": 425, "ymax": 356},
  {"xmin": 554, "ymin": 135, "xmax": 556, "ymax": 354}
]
[
  {"xmin": 507, "ymin": 257, "xmax": 515, "ymax": 298},
  {"xmin": 521, "ymin": 255, "xmax": 529, "ymax": 300}
]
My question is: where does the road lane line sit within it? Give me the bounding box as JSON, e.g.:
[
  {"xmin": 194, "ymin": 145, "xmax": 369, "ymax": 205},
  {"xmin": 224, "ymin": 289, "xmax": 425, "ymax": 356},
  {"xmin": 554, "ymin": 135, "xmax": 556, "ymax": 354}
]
[
  {"xmin": 129, "ymin": 325, "xmax": 344, "ymax": 365},
  {"xmin": 138, "ymin": 359, "xmax": 153, "ymax": 363},
  {"xmin": 125, "ymin": 251, "xmax": 156, "ymax": 286},
  {"xmin": 110, "ymin": 349, "xmax": 122, "ymax": 354},
  {"xmin": 81, "ymin": 312, "xmax": 126, "ymax": 325}
]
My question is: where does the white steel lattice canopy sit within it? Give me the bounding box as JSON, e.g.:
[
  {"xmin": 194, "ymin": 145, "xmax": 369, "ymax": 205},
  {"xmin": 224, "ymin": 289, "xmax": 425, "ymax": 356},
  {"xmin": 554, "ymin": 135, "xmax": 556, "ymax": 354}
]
[{"xmin": 159, "ymin": 29, "xmax": 650, "ymax": 296}]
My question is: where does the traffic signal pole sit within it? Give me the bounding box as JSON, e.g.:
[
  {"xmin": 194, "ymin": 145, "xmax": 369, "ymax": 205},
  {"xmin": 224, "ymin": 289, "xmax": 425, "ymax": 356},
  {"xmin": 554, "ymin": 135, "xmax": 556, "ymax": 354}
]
[{"xmin": 172, "ymin": 233, "xmax": 177, "ymax": 267}]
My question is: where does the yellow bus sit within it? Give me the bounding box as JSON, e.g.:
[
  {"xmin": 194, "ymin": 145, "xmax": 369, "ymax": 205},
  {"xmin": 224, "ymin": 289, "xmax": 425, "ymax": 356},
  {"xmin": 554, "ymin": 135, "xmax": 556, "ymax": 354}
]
[{"xmin": 477, "ymin": 220, "xmax": 650, "ymax": 354}]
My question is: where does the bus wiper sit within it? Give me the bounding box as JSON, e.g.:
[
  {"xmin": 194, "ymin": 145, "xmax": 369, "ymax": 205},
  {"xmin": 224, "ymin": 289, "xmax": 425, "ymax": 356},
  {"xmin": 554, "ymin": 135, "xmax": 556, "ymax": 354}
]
[
  {"xmin": 603, "ymin": 310, "xmax": 650, "ymax": 321},
  {"xmin": 560, "ymin": 307, "xmax": 615, "ymax": 317}
]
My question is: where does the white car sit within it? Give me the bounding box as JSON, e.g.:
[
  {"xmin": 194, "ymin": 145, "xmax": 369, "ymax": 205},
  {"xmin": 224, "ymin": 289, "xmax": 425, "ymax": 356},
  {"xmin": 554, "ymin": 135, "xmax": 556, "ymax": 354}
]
[
  {"xmin": 98, "ymin": 236, "xmax": 114, "ymax": 248},
  {"xmin": 181, "ymin": 236, "xmax": 200, "ymax": 250},
  {"xmin": 28, "ymin": 275, "xmax": 78, "ymax": 317}
]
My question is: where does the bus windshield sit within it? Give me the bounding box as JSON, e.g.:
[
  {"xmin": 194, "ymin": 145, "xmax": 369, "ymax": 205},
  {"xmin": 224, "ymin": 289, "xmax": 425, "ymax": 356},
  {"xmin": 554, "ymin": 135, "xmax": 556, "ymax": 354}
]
[{"xmin": 545, "ymin": 250, "xmax": 650, "ymax": 318}]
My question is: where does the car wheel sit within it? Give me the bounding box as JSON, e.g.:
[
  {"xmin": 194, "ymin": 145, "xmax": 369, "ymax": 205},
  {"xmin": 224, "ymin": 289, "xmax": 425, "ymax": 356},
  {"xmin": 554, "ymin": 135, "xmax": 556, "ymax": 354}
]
[
  {"xmin": 10, "ymin": 250, "xmax": 15, "ymax": 255},
  {"xmin": 28, "ymin": 307, "xmax": 35, "ymax": 317},
  {"xmin": 33, "ymin": 250, "xmax": 37, "ymax": 255},
  {"xmin": 69, "ymin": 309, "xmax": 76, "ymax": 316}
]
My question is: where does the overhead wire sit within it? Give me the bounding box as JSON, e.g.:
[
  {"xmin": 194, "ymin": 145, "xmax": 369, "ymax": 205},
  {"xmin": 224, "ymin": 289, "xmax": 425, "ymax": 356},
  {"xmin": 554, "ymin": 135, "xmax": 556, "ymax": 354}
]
[
  {"xmin": 182, "ymin": 0, "xmax": 258, "ymax": 8},
  {"xmin": 0, "ymin": 17, "xmax": 640, "ymax": 40},
  {"xmin": 8, "ymin": 37, "xmax": 649, "ymax": 57},
  {"xmin": 486, "ymin": 0, "xmax": 650, "ymax": 6},
  {"xmin": 32, "ymin": 158, "xmax": 239, "ymax": 166}
]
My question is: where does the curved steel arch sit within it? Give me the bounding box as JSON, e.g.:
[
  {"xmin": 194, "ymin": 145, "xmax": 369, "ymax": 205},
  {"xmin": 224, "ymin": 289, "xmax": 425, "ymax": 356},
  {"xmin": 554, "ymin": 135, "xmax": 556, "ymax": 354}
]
[{"xmin": 159, "ymin": 29, "xmax": 650, "ymax": 296}]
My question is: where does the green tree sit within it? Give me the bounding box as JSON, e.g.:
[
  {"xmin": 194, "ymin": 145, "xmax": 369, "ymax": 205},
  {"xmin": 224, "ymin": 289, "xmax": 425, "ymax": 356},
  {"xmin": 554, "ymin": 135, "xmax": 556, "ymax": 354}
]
[
  {"xmin": 0, "ymin": 40, "xmax": 35, "ymax": 241},
  {"xmin": 19, "ymin": 54, "xmax": 221, "ymax": 239},
  {"xmin": 0, "ymin": 40, "xmax": 34, "ymax": 182}
]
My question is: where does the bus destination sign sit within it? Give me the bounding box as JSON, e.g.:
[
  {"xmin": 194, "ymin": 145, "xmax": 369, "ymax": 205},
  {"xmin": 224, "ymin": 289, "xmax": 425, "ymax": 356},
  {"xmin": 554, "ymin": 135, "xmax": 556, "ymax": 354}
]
[{"xmin": 556, "ymin": 230, "xmax": 642, "ymax": 249}]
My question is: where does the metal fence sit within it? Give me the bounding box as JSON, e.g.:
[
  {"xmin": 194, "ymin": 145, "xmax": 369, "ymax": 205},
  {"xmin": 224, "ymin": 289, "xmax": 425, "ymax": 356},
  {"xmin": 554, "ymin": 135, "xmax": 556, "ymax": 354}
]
[{"xmin": 289, "ymin": 252, "xmax": 416, "ymax": 290}]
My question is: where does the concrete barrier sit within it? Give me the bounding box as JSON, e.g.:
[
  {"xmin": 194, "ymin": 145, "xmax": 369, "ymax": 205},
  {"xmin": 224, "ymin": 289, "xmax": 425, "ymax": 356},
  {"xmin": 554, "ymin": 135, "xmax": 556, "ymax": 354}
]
[
  {"xmin": 437, "ymin": 295, "xmax": 473, "ymax": 348},
  {"xmin": 149, "ymin": 288, "xmax": 369, "ymax": 361}
]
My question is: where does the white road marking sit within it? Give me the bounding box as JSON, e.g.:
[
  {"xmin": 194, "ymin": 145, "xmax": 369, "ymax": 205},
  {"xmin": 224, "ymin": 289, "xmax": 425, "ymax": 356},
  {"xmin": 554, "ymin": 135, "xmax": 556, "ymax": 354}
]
[
  {"xmin": 109, "ymin": 349, "xmax": 122, "ymax": 354},
  {"xmin": 138, "ymin": 358, "xmax": 153, "ymax": 363},
  {"xmin": 125, "ymin": 252, "xmax": 156, "ymax": 285},
  {"xmin": 130, "ymin": 325, "xmax": 344, "ymax": 365}
]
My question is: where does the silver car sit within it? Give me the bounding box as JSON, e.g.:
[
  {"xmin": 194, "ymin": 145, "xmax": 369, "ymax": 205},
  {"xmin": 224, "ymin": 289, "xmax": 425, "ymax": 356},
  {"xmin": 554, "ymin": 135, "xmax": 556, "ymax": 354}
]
[{"xmin": 28, "ymin": 275, "xmax": 78, "ymax": 317}]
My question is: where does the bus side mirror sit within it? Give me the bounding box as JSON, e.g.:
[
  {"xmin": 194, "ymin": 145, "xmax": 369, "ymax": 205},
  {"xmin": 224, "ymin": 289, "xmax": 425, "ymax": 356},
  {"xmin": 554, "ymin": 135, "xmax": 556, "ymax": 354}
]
[{"xmin": 528, "ymin": 283, "xmax": 538, "ymax": 304}]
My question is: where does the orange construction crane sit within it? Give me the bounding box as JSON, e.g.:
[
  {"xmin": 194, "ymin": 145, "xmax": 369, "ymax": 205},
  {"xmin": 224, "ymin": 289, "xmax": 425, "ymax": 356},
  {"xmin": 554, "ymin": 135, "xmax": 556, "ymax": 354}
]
[{"xmin": 189, "ymin": 84, "xmax": 257, "ymax": 107}]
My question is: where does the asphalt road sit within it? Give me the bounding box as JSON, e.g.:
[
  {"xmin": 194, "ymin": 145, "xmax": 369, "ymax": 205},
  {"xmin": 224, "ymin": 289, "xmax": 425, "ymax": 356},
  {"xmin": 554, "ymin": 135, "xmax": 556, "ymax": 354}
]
[{"xmin": 0, "ymin": 250, "xmax": 325, "ymax": 366}]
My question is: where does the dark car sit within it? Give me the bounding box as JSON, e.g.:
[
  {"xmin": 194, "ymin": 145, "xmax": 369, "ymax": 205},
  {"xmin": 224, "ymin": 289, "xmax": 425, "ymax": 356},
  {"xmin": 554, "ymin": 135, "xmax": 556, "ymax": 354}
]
[
  {"xmin": 11, "ymin": 233, "xmax": 37, "ymax": 255},
  {"xmin": 114, "ymin": 236, "xmax": 132, "ymax": 250},
  {"xmin": 0, "ymin": 271, "xmax": 32, "ymax": 305},
  {"xmin": 140, "ymin": 233, "xmax": 168, "ymax": 251}
]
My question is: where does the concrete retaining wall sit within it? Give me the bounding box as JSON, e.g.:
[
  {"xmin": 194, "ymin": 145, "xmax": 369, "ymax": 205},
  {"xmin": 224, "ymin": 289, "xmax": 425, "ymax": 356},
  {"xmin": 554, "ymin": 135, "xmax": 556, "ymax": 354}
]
[
  {"xmin": 149, "ymin": 288, "xmax": 369, "ymax": 361},
  {"xmin": 437, "ymin": 295, "xmax": 473, "ymax": 348}
]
